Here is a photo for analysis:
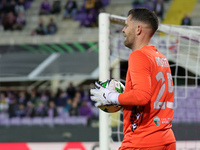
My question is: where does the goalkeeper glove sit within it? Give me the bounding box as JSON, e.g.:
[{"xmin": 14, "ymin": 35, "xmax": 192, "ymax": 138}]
[{"xmin": 90, "ymin": 81, "xmax": 120, "ymax": 107}]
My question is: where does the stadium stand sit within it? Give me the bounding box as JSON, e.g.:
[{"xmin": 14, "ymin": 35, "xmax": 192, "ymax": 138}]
[
  {"xmin": 162, "ymin": 0, "xmax": 197, "ymax": 25},
  {"xmin": 0, "ymin": 0, "xmax": 175, "ymax": 44},
  {"xmin": 190, "ymin": 0, "xmax": 200, "ymax": 25}
]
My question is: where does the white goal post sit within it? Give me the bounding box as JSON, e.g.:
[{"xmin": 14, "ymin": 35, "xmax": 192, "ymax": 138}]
[{"xmin": 98, "ymin": 13, "xmax": 111, "ymax": 150}]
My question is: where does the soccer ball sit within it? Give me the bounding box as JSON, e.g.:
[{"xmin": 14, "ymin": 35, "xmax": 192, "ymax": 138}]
[
  {"xmin": 98, "ymin": 104, "xmax": 123, "ymax": 113},
  {"xmin": 98, "ymin": 79, "xmax": 124, "ymax": 113}
]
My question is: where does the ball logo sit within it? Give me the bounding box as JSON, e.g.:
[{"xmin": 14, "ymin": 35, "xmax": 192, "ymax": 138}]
[
  {"xmin": 153, "ymin": 116, "xmax": 160, "ymax": 127},
  {"xmin": 115, "ymin": 84, "xmax": 124, "ymax": 93}
]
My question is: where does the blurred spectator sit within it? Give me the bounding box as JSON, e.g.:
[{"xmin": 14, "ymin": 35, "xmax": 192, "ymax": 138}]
[
  {"xmin": 81, "ymin": 9, "xmax": 97, "ymax": 27},
  {"xmin": 8, "ymin": 0, "xmax": 16, "ymax": 15},
  {"xmin": 29, "ymin": 89, "xmax": 40, "ymax": 106},
  {"xmin": 84, "ymin": 0, "xmax": 95, "ymax": 13},
  {"xmin": 18, "ymin": 91, "xmax": 28, "ymax": 106},
  {"xmin": 74, "ymin": 94, "xmax": 81, "ymax": 108},
  {"xmin": 69, "ymin": 101, "xmax": 79, "ymax": 116},
  {"xmin": 25, "ymin": 101, "xmax": 35, "ymax": 118},
  {"xmin": 55, "ymin": 88, "xmax": 62, "ymax": 100},
  {"xmin": 51, "ymin": 0, "xmax": 61, "ymax": 14},
  {"xmin": 0, "ymin": 92, "xmax": 9, "ymax": 113},
  {"xmin": 7, "ymin": 91, "xmax": 15, "ymax": 104},
  {"xmin": 39, "ymin": 0, "xmax": 51, "ymax": 15},
  {"xmin": 35, "ymin": 102, "xmax": 48, "ymax": 117},
  {"xmin": 74, "ymin": 91, "xmax": 81, "ymax": 100},
  {"xmin": 8, "ymin": 98, "xmax": 18, "ymax": 118},
  {"xmin": 15, "ymin": 0, "xmax": 25, "ymax": 15},
  {"xmin": 13, "ymin": 12, "xmax": 26, "ymax": 30},
  {"xmin": 132, "ymin": 0, "xmax": 143, "ymax": 5},
  {"xmin": 15, "ymin": 103, "xmax": 26, "ymax": 118},
  {"xmin": 31, "ymin": 18, "xmax": 47, "ymax": 35},
  {"xmin": 24, "ymin": 0, "xmax": 33, "ymax": 10},
  {"xmin": 79, "ymin": 100, "xmax": 93, "ymax": 125},
  {"xmin": 181, "ymin": 14, "xmax": 192, "ymax": 26},
  {"xmin": 48, "ymin": 101, "xmax": 58, "ymax": 117},
  {"xmin": 0, "ymin": 83, "xmax": 98, "ymax": 125},
  {"xmin": 77, "ymin": 85, "xmax": 85, "ymax": 100},
  {"xmin": 2, "ymin": 12, "xmax": 16, "ymax": 30},
  {"xmin": 0, "ymin": 12, "xmax": 6, "ymax": 25},
  {"xmin": 66, "ymin": 82, "xmax": 76, "ymax": 99},
  {"xmin": 153, "ymin": 0, "xmax": 164, "ymax": 21},
  {"xmin": 64, "ymin": 98, "xmax": 72, "ymax": 113},
  {"xmin": 0, "ymin": 0, "xmax": 9, "ymax": 14},
  {"xmin": 79, "ymin": 100, "xmax": 92, "ymax": 118},
  {"xmin": 63, "ymin": 0, "xmax": 77, "ymax": 19},
  {"xmin": 95, "ymin": 0, "xmax": 104, "ymax": 14},
  {"xmin": 40, "ymin": 91, "xmax": 49, "ymax": 105},
  {"xmin": 47, "ymin": 17, "xmax": 57, "ymax": 35},
  {"xmin": 56, "ymin": 91, "xmax": 67, "ymax": 106}
]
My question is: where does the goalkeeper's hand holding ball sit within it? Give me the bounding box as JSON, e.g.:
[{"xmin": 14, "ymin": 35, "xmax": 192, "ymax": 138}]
[{"xmin": 90, "ymin": 79, "xmax": 124, "ymax": 107}]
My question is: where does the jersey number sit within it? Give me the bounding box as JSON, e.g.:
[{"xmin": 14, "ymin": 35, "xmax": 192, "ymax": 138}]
[{"xmin": 154, "ymin": 71, "xmax": 174, "ymax": 109}]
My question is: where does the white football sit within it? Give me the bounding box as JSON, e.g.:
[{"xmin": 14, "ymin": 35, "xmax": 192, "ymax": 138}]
[{"xmin": 98, "ymin": 79, "xmax": 125, "ymax": 113}]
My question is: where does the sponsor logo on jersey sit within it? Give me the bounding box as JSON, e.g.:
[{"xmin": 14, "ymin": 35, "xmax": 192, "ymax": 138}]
[
  {"xmin": 153, "ymin": 116, "xmax": 160, "ymax": 126},
  {"xmin": 161, "ymin": 118, "xmax": 172, "ymax": 124}
]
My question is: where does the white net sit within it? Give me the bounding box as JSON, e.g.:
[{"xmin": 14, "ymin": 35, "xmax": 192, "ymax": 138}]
[{"xmin": 103, "ymin": 14, "xmax": 200, "ymax": 149}]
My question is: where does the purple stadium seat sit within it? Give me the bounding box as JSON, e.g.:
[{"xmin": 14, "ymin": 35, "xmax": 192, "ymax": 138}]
[
  {"xmin": 43, "ymin": 117, "xmax": 54, "ymax": 126},
  {"xmin": 10, "ymin": 117, "xmax": 21, "ymax": 125},
  {"xmin": 75, "ymin": 116, "xmax": 87, "ymax": 125},
  {"xmin": 53, "ymin": 116, "xmax": 65, "ymax": 125},
  {"xmin": 32, "ymin": 117, "xmax": 43, "ymax": 125},
  {"xmin": 0, "ymin": 116, "xmax": 10, "ymax": 126},
  {"xmin": 0, "ymin": 113, "xmax": 8, "ymax": 120},
  {"xmin": 21, "ymin": 117, "xmax": 32, "ymax": 126},
  {"xmin": 63, "ymin": 112, "xmax": 70, "ymax": 119},
  {"xmin": 65, "ymin": 116, "xmax": 77, "ymax": 125}
]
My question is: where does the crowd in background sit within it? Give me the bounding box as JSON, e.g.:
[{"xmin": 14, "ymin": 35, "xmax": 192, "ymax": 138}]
[
  {"xmin": 0, "ymin": 0, "xmax": 191, "ymax": 35},
  {"xmin": 31, "ymin": 17, "xmax": 57, "ymax": 35},
  {"xmin": 132, "ymin": 0, "xmax": 169, "ymax": 21},
  {"xmin": 0, "ymin": 0, "xmax": 33, "ymax": 31},
  {"xmin": 31, "ymin": 0, "xmax": 106, "ymax": 35},
  {"xmin": 132, "ymin": 0, "xmax": 192, "ymax": 25},
  {"xmin": 0, "ymin": 82, "xmax": 97, "ymax": 125}
]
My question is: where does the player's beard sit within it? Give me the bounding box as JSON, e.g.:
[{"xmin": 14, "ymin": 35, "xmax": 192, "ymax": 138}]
[{"xmin": 124, "ymin": 35, "xmax": 134, "ymax": 50}]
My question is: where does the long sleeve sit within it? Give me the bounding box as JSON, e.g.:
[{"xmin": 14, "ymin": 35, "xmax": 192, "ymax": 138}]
[{"xmin": 118, "ymin": 50, "xmax": 152, "ymax": 106}]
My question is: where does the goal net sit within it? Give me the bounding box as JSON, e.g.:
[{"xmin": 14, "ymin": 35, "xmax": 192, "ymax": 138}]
[{"xmin": 99, "ymin": 13, "xmax": 200, "ymax": 150}]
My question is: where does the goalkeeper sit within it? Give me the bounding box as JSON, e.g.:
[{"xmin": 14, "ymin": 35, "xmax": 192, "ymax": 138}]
[{"xmin": 91, "ymin": 8, "xmax": 176, "ymax": 150}]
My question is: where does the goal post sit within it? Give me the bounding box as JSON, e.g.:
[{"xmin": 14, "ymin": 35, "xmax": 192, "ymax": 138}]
[
  {"xmin": 98, "ymin": 13, "xmax": 111, "ymax": 150},
  {"xmin": 98, "ymin": 13, "xmax": 127, "ymax": 150}
]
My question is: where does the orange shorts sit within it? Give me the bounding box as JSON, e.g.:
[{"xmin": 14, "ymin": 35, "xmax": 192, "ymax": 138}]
[{"xmin": 119, "ymin": 142, "xmax": 176, "ymax": 150}]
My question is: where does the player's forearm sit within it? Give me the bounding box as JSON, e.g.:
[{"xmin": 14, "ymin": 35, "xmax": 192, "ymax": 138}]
[{"xmin": 118, "ymin": 89, "xmax": 151, "ymax": 106}]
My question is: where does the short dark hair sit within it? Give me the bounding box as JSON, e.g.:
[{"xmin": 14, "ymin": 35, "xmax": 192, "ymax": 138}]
[{"xmin": 128, "ymin": 8, "xmax": 159, "ymax": 33}]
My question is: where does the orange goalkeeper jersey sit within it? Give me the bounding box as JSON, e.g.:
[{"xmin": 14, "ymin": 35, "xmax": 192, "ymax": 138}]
[{"xmin": 118, "ymin": 45, "xmax": 176, "ymax": 148}]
